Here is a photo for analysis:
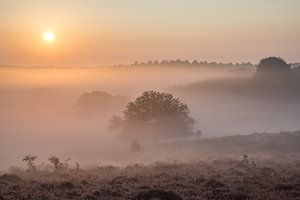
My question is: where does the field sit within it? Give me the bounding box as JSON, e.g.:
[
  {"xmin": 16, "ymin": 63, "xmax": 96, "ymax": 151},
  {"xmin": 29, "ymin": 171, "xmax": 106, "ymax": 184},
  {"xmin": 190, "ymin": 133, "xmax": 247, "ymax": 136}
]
[{"xmin": 1, "ymin": 131, "xmax": 299, "ymax": 200}]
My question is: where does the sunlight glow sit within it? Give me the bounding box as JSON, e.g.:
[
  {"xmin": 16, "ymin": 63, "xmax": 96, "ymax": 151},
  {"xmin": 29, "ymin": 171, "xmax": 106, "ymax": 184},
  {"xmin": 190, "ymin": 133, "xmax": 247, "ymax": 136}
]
[{"xmin": 43, "ymin": 31, "xmax": 55, "ymax": 42}]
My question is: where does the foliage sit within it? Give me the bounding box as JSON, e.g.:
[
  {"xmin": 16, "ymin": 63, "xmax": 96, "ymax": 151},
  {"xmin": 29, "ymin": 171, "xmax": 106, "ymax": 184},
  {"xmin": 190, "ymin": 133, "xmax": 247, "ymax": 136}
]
[
  {"xmin": 1, "ymin": 158, "xmax": 299, "ymax": 200},
  {"xmin": 74, "ymin": 91, "xmax": 129, "ymax": 116},
  {"xmin": 2, "ymin": 132, "xmax": 300, "ymax": 199},
  {"xmin": 110, "ymin": 90, "xmax": 196, "ymax": 139},
  {"xmin": 257, "ymin": 57, "xmax": 291, "ymax": 74}
]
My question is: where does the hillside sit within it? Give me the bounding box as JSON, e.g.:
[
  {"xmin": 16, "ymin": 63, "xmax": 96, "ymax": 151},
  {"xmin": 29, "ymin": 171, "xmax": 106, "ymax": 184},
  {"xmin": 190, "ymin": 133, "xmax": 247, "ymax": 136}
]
[{"xmin": 0, "ymin": 131, "xmax": 299, "ymax": 200}]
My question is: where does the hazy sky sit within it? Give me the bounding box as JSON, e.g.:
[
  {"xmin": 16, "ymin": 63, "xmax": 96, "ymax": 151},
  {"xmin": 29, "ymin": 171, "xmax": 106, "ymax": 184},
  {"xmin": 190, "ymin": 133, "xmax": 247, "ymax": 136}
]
[{"xmin": 0, "ymin": 0, "xmax": 299, "ymax": 65}]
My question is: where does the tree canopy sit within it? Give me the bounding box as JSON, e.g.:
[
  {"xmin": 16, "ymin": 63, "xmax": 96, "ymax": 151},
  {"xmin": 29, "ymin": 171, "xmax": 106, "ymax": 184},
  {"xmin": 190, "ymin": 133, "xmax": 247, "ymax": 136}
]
[
  {"xmin": 109, "ymin": 91, "xmax": 196, "ymax": 140},
  {"xmin": 257, "ymin": 57, "xmax": 291, "ymax": 74},
  {"xmin": 74, "ymin": 91, "xmax": 129, "ymax": 116}
]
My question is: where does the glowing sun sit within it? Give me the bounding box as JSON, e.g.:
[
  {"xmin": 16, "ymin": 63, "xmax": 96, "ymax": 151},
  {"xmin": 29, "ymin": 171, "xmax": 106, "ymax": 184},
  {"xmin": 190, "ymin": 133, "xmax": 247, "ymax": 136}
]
[{"xmin": 43, "ymin": 31, "xmax": 55, "ymax": 42}]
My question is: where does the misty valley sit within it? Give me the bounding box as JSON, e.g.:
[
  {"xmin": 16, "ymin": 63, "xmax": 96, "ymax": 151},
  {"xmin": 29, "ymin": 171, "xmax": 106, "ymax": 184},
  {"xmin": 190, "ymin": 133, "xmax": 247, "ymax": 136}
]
[
  {"xmin": 1, "ymin": 0, "xmax": 300, "ymax": 198},
  {"xmin": 0, "ymin": 57, "xmax": 299, "ymax": 199}
]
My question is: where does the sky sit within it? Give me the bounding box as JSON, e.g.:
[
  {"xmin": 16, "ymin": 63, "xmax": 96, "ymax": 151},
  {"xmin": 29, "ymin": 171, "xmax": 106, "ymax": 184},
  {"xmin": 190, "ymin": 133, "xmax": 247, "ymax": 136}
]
[{"xmin": 0, "ymin": 0, "xmax": 300, "ymax": 66}]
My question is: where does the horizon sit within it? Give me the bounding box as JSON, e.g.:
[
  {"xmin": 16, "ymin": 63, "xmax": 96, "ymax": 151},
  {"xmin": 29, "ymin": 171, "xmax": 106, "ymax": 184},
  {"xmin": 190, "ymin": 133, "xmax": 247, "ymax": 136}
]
[{"xmin": 1, "ymin": 57, "xmax": 299, "ymax": 68}]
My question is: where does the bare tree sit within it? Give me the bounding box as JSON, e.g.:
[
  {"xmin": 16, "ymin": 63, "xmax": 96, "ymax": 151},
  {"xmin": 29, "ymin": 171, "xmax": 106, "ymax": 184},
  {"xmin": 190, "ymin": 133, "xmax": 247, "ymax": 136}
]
[{"xmin": 22, "ymin": 154, "xmax": 38, "ymax": 171}]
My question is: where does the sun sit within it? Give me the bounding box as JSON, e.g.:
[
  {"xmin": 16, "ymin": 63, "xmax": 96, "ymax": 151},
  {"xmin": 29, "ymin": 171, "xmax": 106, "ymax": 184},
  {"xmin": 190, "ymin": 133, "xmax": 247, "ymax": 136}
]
[{"xmin": 43, "ymin": 31, "xmax": 55, "ymax": 42}]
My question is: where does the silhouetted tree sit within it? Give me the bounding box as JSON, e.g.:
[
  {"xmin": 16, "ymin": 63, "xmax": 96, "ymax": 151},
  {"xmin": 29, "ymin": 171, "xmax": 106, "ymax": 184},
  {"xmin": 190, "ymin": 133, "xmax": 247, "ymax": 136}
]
[
  {"xmin": 257, "ymin": 57, "xmax": 291, "ymax": 74},
  {"xmin": 22, "ymin": 154, "xmax": 38, "ymax": 171},
  {"xmin": 110, "ymin": 91, "xmax": 196, "ymax": 140}
]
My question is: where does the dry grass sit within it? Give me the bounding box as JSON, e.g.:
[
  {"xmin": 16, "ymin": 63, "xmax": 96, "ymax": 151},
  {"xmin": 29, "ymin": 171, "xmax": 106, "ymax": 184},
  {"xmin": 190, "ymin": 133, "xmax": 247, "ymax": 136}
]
[{"xmin": 0, "ymin": 132, "xmax": 299, "ymax": 200}]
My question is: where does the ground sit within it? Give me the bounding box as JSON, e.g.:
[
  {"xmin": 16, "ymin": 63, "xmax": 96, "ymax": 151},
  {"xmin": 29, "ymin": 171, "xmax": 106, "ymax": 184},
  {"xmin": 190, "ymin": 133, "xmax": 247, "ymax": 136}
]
[{"xmin": 0, "ymin": 132, "xmax": 299, "ymax": 200}]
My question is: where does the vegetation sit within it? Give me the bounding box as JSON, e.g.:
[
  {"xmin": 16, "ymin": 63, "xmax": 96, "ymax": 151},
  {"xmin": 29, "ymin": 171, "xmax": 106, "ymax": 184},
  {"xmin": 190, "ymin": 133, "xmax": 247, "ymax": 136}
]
[
  {"xmin": 48, "ymin": 156, "xmax": 71, "ymax": 172},
  {"xmin": 110, "ymin": 90, "xmax": 196, "ymax": 140},
  {"xmin": 22, "ymin": 154, "xmax": 38, "ymax": 172},
  {"xmin": 173, "ymin": 57, "xmax": 300, "ymax": 102},
  {"xmin": 131, "ymin": 59, "xmax": 255, "ymax": 68},
  {"xmin": 1, "ymin": 157, "xmax": 299, "ymax": 200},
  {"xmin": 0, "ymin": 131, "xmax": 299, "ymax": 200},
  {"xmin": 257, "ymin": 57, "xmax": 291, "ymax": 74},
  {"xmin": 74, "ymin": 91, "xmax": 129, "ymax": 116},
  {"xmin": 48, "ymin": 156, "xmax": 63, "ymax": 172}
]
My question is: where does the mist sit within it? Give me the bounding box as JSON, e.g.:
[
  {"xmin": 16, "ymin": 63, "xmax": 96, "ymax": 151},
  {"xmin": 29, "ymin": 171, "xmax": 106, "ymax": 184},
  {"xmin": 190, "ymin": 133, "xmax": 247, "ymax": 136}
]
[
  {"xmin": 0, "ymin": 64, "xmax": 223, "ymax": 169},
  {"xmin": 1, "ymin": 62, "xmax": 299, "ymax": 170}
]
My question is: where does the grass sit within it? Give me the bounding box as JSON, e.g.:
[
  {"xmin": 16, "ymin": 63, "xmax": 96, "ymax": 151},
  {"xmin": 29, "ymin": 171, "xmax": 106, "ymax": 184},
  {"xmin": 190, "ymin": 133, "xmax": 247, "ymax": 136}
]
[{"xmin": 0, "ymin": 131, "xmax": 299, "ymax": 200}]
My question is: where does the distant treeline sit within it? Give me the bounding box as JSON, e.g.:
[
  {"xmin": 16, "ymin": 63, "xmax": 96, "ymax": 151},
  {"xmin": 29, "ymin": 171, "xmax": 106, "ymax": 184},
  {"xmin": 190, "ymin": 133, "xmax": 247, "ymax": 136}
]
[
  {"xmin": 123, "ymin": 59, "xmax": 299, "ymax": 69},
  {"xmin": 129, "ymin": 59, "xmax": 255, "ymax": 68},
  {"xmin": 1, "ymin": 59, "xmax": 299, "ymax": 69}
]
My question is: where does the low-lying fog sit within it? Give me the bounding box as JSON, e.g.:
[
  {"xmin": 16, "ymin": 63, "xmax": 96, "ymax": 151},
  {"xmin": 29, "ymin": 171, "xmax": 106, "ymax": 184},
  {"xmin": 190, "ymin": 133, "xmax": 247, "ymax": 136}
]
[{"xmin": 0, "ymin": 64, "xmax": 299, "ymax": 169}]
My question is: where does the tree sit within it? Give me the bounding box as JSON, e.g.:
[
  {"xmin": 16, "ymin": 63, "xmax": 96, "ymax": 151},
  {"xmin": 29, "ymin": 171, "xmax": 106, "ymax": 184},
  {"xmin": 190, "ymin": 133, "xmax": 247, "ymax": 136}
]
[
  {"xmin": 22, "ymin": 154, "xmax": 38, "ymax": 171},
  {"xmin": 109, "ymin": 91, "xmax": 196, "ymax": 140},
  {"xmin": 48, "ymin": 156, "xmax": 63, "ymax": 172},
  {"xmin": 257, "ymin": 57, "xmax": 291, "ymax": 74},
  {"xmin": 74, "ymin": 91, "xmax": 129, "ymax": 116}
]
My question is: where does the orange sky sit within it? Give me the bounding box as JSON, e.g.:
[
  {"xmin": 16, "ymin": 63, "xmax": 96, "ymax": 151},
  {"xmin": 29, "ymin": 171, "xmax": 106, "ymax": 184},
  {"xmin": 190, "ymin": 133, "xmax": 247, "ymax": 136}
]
[{"xmin": 0, "ymin": 0, "xmax": 300, "ymax": 65}]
